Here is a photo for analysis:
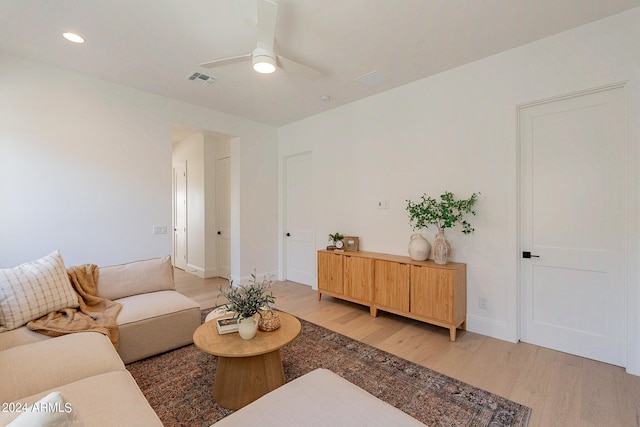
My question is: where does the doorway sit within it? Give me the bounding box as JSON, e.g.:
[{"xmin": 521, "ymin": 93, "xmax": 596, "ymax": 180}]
[
  {"xmin": 283, "ymin": 152, "xmax": 314, "ymax": 286},
  {"xmin": 173, "ymin": 163, "xmax": 187, "ymax": 270},
  {"xmin": 216, "ymin": 155, "xmax": 231, "ymax": 278},
  {"xmin": 519, "ymin": 84, "xmax": 626, "ymax": 366},
  {"xmin": 171, "ymin": 127, "xmax": 232, "ymax": 278}
]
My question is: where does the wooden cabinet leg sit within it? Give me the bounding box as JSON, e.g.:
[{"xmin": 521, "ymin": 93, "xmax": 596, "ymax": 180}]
[
  {"xmin": 318, "ymin": 291, "xmax": 322, "ymax": 301},
  {"xmin": 370, "ymin": 306, "xmax": 378, "ymax": 317},
  {"xmin": 449, "ymin": 327, "xmax": 457, "ymax": 342}
]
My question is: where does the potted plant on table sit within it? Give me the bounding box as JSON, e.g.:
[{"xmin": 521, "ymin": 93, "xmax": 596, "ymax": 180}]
[
  {"xmin": 405, "ymin": 191, "xmax": 479, "ymax": 264},
  {"xmin": 217, "ymin": 271, "xmax": 277, "ymax": 339}
]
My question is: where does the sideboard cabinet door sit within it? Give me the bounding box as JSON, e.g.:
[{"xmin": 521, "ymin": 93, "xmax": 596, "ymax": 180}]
[
  {"xmin": 374, "ymin": 260, "xmax": 410, "ymax": 311},
  {"xmin": 344, "ymin": 255, "xmax": 374, "ymax": 301},
  {"xmin": 410, "ymin": 265, "xmax": 455, "ymax": 323},
  {"xmin": 318, "ymin": 251, "xmax": 343, "ymax": 294}
]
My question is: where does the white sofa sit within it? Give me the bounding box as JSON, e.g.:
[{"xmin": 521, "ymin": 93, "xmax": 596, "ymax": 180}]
[{"xmin": 0, "ymin": 252, "xmax": 200, "ymax": 426}]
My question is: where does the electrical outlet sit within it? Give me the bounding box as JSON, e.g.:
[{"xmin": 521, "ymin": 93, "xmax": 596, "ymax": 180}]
[
  {"xmin": 377, "ymin": 200, "xmax": 389, "ymax": 209},
  {"xmin": 479, "ymin": 297, "xmax": 488, "ymax": 310}
]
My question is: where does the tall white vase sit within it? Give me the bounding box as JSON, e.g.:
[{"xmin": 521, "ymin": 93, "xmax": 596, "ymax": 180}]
[
  {"xmin": 408, "ymin": 234, "xmax": 431, "ymax": 261},
  {"xmin": 432, "ymin": 230, "xmax": 451, "ymax": 265}
]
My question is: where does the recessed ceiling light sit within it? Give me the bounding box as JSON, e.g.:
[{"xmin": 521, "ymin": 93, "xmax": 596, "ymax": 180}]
[{"xmin": 62, "ymin": 32, "xmax": 85, "ymax": 44}]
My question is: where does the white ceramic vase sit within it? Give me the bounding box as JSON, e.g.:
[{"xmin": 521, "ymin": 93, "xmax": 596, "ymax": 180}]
[
  {"xmin": 408, "ymin": 233, "xmax": 431, "ymax": 261},
  {"xmin": 238, "ymin": 316, "xmax": 258, "ymax": 340},
  {"xmin": 433, "ymin": 230, "xmax": 451, "ymax": 265}
]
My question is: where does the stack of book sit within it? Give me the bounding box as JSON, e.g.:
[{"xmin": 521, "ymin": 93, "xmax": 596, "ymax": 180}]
[{"xmin": 215, "ymin": 317, "xmax": 239, "ymax": 334}]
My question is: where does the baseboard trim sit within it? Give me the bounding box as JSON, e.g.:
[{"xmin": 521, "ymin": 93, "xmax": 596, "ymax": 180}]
[
  {"xmin": 185, "ymin": 264, "xmax": 204, "ymax": 278},
  {"xmin": 183, "ymin": 264, "xmax": 220, "ymax": 279},
  {"xmin": 465, "ymin": 314, "xmax": 516, "ymax": 343},
  {"xmin": 203, "ymin": 267, "xmax": 217, "ymax": 278}
]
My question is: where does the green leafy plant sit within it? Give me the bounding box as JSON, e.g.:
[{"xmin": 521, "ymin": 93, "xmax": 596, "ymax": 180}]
[
  {"xmin": 328, "ymin": 232, "xmax": 344, "ymax": 243},
  {"xmin": 406, "ymin": 191, "xmax": 480, "ymax": 234},
  {"xmin": 217, "ymin": 270, "xmax": 276, "ymax": 319}
]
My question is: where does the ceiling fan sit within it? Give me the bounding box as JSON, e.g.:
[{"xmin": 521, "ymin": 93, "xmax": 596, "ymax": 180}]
[{"xmin": 199, "ymin": 0, "xmax": 322, "ymax": 80}]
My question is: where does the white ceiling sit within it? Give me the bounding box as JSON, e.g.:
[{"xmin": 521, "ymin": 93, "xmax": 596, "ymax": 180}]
[{"xmin": 2, "ymin": 0, "xmax": 639, "ymax": 126}]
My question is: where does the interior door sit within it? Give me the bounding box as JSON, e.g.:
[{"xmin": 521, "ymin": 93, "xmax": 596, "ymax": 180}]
[
  {"xmin": 519, "ymin": 85, "xmax": 626, "ymax": 366},
  {"xmin": 173, "ymin": 163, "xmax": 187, "ymax": 270},
  {"xmin": 216, "ymin": 156, "xmax": 231, "ymax": 278},
  {"xmin": 284, "ymin": 152, "xmax": 314, "ymax": 286}
]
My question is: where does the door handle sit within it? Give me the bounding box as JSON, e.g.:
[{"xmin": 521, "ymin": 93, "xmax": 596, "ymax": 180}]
[
  {"xmin": 522, "ymin": 251, "xmax": 540, "ymax": 259},
  {"xmin": 286, "ymin": 233, "xmax": 291, "ymax": 237}
]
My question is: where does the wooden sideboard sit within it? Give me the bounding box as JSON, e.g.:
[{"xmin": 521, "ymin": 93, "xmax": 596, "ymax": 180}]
[{"xmin": 317, "ymin": 250, "xmax": 467, "ymax": 341}]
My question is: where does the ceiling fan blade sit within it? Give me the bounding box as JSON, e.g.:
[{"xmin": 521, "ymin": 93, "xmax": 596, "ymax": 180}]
[
  {"xmin": 199, "ymin": 54, "xmax": 251, "ymax": 69},
  {"xmin": 257, "ymin": 0, "xmax": 277, "ymax": 51},
  {"xmin": 277, "ymin": 55, "xmax": 322, "ymax": 81}
]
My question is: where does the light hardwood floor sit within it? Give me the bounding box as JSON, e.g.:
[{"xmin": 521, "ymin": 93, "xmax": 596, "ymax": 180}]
[{"xmin": 173, "ymin": 268, "xmax": 640, "ymax": 427}]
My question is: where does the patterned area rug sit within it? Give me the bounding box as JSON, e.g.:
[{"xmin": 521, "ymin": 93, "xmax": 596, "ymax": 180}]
[{"xmin": 126, "ymin": 311, "xmax": 531, "ymax": 427}]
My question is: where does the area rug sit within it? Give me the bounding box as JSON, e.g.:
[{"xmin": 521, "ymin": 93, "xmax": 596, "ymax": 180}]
[{"xmin": 126, "ymin": 311, "xmax": 531, "ymax": 427}]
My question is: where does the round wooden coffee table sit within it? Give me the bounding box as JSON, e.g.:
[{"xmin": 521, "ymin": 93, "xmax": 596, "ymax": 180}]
[{"xmin": 193, "ymin": 311, "xmax": 301, "ymax": 410}]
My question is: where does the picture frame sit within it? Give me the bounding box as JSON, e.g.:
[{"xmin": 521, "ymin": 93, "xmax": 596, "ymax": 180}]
[{"xmin": 344, "ymin": 236, "xmax": 359, "ymax": 252}]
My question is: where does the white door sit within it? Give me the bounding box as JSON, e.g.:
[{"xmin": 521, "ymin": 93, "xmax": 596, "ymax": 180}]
[
  {"xmin": 519, "ymin": 85, "xmax": 626, "ymax": 366},
  {"xmin": 173, "ymin": 163, "xmax": 187, "ymax": 270},
  {"xmin": 216, "ymin": 156, "xmax": 231, "ymax": 278},
  {"xmin": 284, "ymin": 152, "xmax": 314, "ymax": 285}
]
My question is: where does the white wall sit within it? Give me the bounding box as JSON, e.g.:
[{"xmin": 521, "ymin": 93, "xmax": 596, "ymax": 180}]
[
  {"xmin": 0, "ymin": 55, "xmax": 170, "ymax": 267},
  {"xmin": 237, "ymin": 128, "xmax": 279, "ymax": 281},
  {"xmin": 0, "ymin": 53, "xmax": 279, "ymax": 283},
  {"xmin": 279, "ymin": 9, "xmax": 640, "ymax": 374}
]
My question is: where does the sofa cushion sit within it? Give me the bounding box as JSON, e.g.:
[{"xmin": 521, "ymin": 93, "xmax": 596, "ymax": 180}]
[
  {"xmin": 0, "ymin": 324, "xmax": 50, "ymax": 352},
  {"xmin": 214, "ymin": 368, "xmax": 427, "ymax": 427},
  {"xmin": 97, "ymin": 256, "xmax": 174, "ymax": 301},
  {"xmin": 115, "ymin": 290, "xmax": 201, "ymax": 363},
  {"xmin": 115, "ymin": 290, "xmax": 199, "ymax": 326},
  {"xmin": 0, "ymin": 332, "xmax": 124, "ymax": 403},
  {"xmin": 0, "ymin": 371, "xmax": 162, "ymax": 427},
  {"xmin": 0, "ymin": 250, "xmax": 79, "ymax": 332}
]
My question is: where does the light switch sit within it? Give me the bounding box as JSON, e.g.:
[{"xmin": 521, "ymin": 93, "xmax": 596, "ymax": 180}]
[{"xmin": 153, "ymin": 225, "xmax": 168, "ymax": 235}]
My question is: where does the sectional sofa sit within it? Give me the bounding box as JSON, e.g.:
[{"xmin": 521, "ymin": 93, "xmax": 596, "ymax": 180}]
[{"xmin": 0, "ymin": 252, "xmax": 201, "ymax": 426}]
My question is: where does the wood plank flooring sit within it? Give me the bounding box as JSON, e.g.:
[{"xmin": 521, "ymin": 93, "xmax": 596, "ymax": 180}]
[{"xmin": 173, "ymin": 268, "xmax": 640, "ymax": 427}]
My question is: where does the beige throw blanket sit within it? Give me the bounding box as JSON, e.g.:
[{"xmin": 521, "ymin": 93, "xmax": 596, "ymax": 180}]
[{"xmin": 27, "ymin": 264, "xmax": 122, "ymax": 348}]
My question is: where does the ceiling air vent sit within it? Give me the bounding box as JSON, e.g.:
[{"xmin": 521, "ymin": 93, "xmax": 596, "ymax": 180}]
[
  {"xmin": 187, "ymin": 72, "xmax": 215, "ymax": 85},
  {"xmin": 354, "ymin": 70, "xmax": 390, "ymax": 87}
]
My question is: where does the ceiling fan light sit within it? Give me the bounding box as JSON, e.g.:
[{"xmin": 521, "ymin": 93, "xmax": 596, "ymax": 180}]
[
  {"xmin": 253, "ymin": 56, "xmax": 276, "ymax": 74},
  {"xmin": 252, "ymin": 47, "xmax": 276, "ymax": 74}
]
